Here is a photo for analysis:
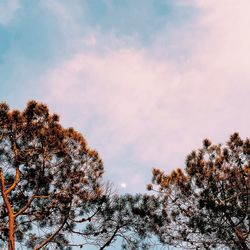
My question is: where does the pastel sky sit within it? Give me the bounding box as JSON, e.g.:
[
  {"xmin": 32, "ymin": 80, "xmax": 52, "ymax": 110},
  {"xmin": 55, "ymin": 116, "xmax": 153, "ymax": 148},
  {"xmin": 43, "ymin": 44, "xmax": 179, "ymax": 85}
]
[{"xmin": 0, "ymin": 0, "xmax": 249, "ymax": 194}]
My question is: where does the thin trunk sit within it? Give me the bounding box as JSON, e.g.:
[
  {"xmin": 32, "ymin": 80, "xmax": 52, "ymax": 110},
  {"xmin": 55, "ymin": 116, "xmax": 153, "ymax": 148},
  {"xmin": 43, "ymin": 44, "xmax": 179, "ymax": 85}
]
[
  {"xmin": 8, "ymin": 212, "xmax": 15, "ymax": 250},
  {"xmin": 0, "ymin": 168, "xmax": 20, "ymax": 250},
  {"xmin": 1, "ymin": 179, "xmax": 15, "ymax": 250}
]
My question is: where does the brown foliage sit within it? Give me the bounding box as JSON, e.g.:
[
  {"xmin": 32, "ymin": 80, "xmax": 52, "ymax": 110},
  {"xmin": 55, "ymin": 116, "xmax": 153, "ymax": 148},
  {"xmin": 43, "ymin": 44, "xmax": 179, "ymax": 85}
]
[
  {"xmin": 0, "ymin": 101, "xmax": 105, "ymax": 249},
  {"xmin": 150, "ymin": 133, "xmax": 250, "ymax": 249}
]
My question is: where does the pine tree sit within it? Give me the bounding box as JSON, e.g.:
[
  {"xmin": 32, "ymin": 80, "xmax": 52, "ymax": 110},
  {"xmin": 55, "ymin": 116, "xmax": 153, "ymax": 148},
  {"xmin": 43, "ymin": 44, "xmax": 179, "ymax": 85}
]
[
  {"xmin": 83, "ymin": 193, "xmax": 161, "ymax": 249},
  {"xmin": 0, "ymin": 101, "xmax": 104, "ymax": 249},
  {"xmin": 149, "ymin": 133, "xmax": 250, "ymax": 249}
]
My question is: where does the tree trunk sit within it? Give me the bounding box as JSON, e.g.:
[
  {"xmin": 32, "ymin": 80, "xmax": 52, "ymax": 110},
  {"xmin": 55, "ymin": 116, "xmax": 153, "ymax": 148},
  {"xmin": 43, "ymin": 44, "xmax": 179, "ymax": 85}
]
[
  {"xmin": 0, "ymin": 168, "xmax": 19, "ymax": 250},
  {"xmin": 8, "ymin": 212, "xmax": 15, "ymax": 250}
]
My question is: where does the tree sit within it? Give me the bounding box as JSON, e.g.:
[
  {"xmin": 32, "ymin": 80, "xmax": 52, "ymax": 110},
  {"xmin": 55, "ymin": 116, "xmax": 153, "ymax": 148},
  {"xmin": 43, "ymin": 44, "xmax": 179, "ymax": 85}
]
[
  {"xmin": 149, "ymin": 133, "xmax": 250, "ymax": 249},
  {"xmin": 0, "ymin": 101, "xmax": 105, "ymax": 249},
  {"xmin": 81, "ymin": 193, "xmax": 163, "ymax": 250}
]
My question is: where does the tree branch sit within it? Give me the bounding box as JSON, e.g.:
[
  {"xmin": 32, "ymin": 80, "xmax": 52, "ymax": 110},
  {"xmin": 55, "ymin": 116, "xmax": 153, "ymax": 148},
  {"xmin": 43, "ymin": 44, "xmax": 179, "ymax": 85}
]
[
  {"xmin": 0, "ymin": 168, "xmax": 13, "ymax": 215},
  {"xmin": 34, "ymin": 216, "xmax": 68, "ymax": 250},
  {"xmin": 14, "ymin": 186, "xmax": 39, "ymax": 218},
  {"xmin": 5, "ymin": 168, "xmax": 20, "ymax": 195},
  {"xmin": 99, "ymin": 226, "xmax": 120, "ymax": 250}
]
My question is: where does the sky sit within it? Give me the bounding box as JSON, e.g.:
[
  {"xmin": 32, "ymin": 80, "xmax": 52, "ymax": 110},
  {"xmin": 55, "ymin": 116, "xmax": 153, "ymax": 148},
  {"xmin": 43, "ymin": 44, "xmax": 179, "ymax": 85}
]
[{"xmin": 0, "ymin": 0, "xmax": 249, "ymax": 195}]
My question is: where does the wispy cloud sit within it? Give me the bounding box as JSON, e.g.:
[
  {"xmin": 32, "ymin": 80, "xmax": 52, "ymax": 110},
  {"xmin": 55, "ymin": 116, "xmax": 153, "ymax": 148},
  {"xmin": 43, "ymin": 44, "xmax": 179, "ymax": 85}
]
[
  {"xmin": 40, "ymin": 1, "xmax": 250, "ymax": 191},
  {"xmin": 0, "ymin": 0, "xmax": 20, "ymax": 25}
]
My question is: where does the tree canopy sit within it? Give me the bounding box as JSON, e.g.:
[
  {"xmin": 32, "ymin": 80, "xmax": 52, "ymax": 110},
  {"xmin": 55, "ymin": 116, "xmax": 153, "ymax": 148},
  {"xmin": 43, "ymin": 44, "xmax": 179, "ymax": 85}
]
[
  {"xmin": 82, "ymin": 193, "xmax": 162, "ymax": 249},
  {"xmin": 0, "ymin": 100, "xmax": 249, "ymax": 250},
  {"xmin": 0, "ymin": 101, "xmax": 105, "ymax": 249},
  {"xmin": 149, "ymin": 133, "xmax": 250, "ymax": 249}
]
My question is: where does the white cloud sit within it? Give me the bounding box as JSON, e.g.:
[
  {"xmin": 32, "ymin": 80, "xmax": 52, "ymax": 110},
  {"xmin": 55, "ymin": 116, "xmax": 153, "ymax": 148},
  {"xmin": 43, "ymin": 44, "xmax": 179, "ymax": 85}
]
[
  {"xmin": 41, "ymin": 0, "xmax": 84, "ymax": 36},
  {"xmin": 0, "ymin": 0, "xmax": 20, "ymax": 25},
  {"xmin": 43, "ymin": 1, "xmax": 250, "ymax": 192}
]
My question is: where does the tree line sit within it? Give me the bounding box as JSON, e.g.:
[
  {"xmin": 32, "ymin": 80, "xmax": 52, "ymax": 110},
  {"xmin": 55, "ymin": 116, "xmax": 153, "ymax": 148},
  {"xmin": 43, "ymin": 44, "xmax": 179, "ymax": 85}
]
[{"xmin": 0, "ymin": 101, "xmax": 249, "ymax": 249}]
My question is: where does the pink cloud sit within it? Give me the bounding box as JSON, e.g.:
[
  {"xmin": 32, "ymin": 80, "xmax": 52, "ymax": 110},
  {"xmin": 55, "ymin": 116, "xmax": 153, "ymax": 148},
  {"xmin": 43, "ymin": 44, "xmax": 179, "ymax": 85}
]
[{"xmin": 43, "ymin": 1, "xmax": 250, "ymax": 192}]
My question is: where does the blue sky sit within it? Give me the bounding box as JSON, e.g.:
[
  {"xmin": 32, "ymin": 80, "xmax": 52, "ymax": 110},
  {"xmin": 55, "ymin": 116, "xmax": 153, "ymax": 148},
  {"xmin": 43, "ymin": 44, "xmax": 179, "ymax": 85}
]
[{"xmin": 0, "ymin": 0, "xmax": 249, "ymax": 198}]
